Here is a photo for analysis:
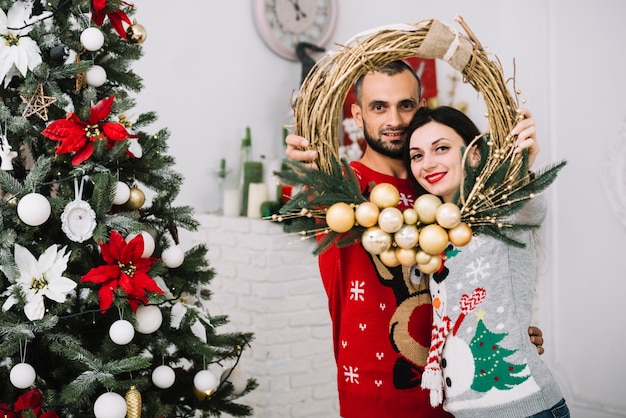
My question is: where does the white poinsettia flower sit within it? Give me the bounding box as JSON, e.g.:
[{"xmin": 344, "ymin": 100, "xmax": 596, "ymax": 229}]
[
  {"xmin": 153, "ymin": 277, "xmax": 211, "ymax": 342},
  {"xmin": 2, "ymin": 244, "xmax": 76, "ymax": 321},
  {"xmin": 0, "ymin": 1, "xmax": 43, "ymax": 87}
]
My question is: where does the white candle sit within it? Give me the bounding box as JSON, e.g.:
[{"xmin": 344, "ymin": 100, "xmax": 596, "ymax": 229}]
[
  {"xmin": 263, "ymin": 157, "xmax": 282, "ymax": 202},
  {"xmin": 246, "ymin": 183, "xmax": 268, "ymax": 219},
  {"xmin": 223, "ymin": 189, "xmax": 240, "ymax": 217}
]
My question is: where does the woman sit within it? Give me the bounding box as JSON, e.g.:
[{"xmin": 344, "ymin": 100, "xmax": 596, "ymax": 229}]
[{"xmin": 404, "ymin": 106, "xmax": 569, "ymax": 418}]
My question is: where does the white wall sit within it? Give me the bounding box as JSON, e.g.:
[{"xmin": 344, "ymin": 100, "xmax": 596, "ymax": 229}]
[{"xmin": 133, "ymin": 1, "xmax": 626, "ymax": 417}]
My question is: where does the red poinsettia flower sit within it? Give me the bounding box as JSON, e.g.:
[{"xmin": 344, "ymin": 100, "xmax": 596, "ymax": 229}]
[
  {"xmin": 92, "ymin": 0, "xmax": 133, "ymax": 39},
  {"xmin": 41, "ymin": 96, "xmax": 131, "ymax": 166},
  {"xmin": 0, "ymin": 389, "xmax": 59, "ymax": 418},
  {"xmin": 81, "ymin": 230, "xmax": 163, "ymax": 312}
]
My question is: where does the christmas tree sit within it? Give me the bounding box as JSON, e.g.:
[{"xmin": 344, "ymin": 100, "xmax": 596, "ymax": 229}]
[
  {"xmin": 469, "ymin": 312, "xmax": 528, "ymax": 392},
  {"xmin": 0, "ymin": 1, "xmax": 256, "ymax": 416}
]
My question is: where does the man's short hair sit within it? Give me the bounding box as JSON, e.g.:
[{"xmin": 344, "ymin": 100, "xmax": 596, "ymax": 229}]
[{"xmin": 353, "ymin": 60, "xmax": 422, "ymax": 105}]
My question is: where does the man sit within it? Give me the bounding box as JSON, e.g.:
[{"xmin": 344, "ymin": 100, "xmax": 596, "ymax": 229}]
[{"xmin": 285, "ymin": 60, "xmax": 543, "ymax": 417}]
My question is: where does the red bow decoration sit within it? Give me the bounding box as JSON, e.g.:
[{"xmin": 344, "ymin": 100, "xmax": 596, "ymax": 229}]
[
  {"xmin": 81, "ymin": 230, "xmax": 163, "ymax": 313},
  {"xmin": 42, "ymin": 96, "xmax": 134, "ymax": 166},
  {"xmin": 0, "ymin": 389, "xmax": 59, "ymax": 417},
  {"xmin": 92, "ymin": 0, "xmax": 134, "ymax": 39}
]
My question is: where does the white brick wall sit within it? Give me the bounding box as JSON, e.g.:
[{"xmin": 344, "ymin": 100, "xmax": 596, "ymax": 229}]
[{"xmin": 182, "ymin": 214, "xmax": 340, "ymax": 417}]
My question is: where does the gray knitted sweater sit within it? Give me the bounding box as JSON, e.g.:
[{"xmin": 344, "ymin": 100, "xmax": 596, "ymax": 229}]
[{"xmin": 425, "ymin": 196, "xmax": 563, "ymax": 418}]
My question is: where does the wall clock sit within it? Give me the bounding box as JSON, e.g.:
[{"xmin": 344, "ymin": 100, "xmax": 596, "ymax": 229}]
[{"xmin": 252, "ymin": 0, "xmax": 338, "ymax": 61}]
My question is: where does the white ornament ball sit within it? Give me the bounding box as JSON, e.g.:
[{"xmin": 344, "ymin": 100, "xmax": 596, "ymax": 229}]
[
  {"xmin": 194, "ymin": 370, "xmax": 218, "ymax": 393},
  {"xmin": 17, "ymin": 193, "xmax": 51, "ymax": 226},
  {"xmin": 134, "ymin": 304, "xmax": 163, "ymax": 334},
  {"xmin": 126, "ymin": 231, "xmax": 155, "ymax": 258},
  {"xmin": 81, "ymin": 27, "xmax": 105, "ymax": 51},
  {"xmin": 152, "ymin": 365, "xmax": 176, "ymax": 389},
  {"xmin": 377, "ymin": 207, "xmax": 404, "ymax": 233},
  {"xmin": 93, "ymin": 392, "xmax": 127, "ymax": 418},
  {"xmin": 220, "ymin": 367, "xmax": 248, "ymax": 396},
  {"xmin": 113, "ymin": 182, "xmax": 131, "ymax": 205},
  {"xmin": 109, "ymin": 319, "xmax": 135, "ymax": 345},
  {"xmin": 393, "ymin": 224, "xmax": 419, "ymax": 249},
  {"xmin": 361, "ymin": 226, "xmax": 392, "ymax": 255},
  {"xmin": 161, "ymin": 245, "xmax": 185, "ymax": 268},
  {"xmin": 86, "ymin": 65, "xmax": 107, "ymax": 87},
  {"xmin": 10, "ymin": 362, "xmax": 36, "ymax": 389}
]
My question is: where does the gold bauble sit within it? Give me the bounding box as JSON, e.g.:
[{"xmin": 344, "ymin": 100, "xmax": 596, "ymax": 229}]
[
  {"xmin": 448, "ymin": 222, "xmax": 473, "ymax": 247},
  {"xmin": 325, "ymin": 202, "xmax": 355, "ymax": 233},
  {"xmin": 361, "ymin": 226, "xmax": 392, "ymax": 255},
  {"xmin": 414, "ymin": 194, "xmax": 442, "ymax": 225},
  {"xmin": 355, "ymin": 201, "xmax": 380, "ymax": 227},
  {"xmin": 126, "ymin": 21, "xmax": 148, "ymax": 44},
  {"xmin": 125, "ymin": 186, "xmax": 146, "ymax": 210},
  {"xmin": 415, "ymin": 250, "xmax": 432, "ymax": 265},
  {"xmin": 193, "ymin": 385, "xmax": 215, "ymax": 400},
  {"xmin": 377, "ymin": 207, "xmax": 404, "ymax": 233},
  {"xmin": 418, "ymin": 224, "xmax": 449, "ymax": 255},
  {"xmin": 395, "ymin": 247, "xmax": 417, "ymax": 267},
  {"xmin": 418, "ymin": 254, "xmax": 442, "ymax": 274},
  {"xmin": 403, "ymin": 208, "xmax": 418, "ymax": 225},
  {"xmin": 393, "ymin": 224, "xmax": 419, "ymax": 249},
  {"xmin": 125, "ymin": 386, "xmax": 142, "ymax": 418},
  {"xmin": 369, "ymin": 183, "xmax": 400, "ymax": 209},
  {"xmin": 379, "ymin": 249, "xmax": 400, "ymax": 267},
  {"xmin": 436, "ymin": 202, "xmax": 462, "ymax": 229},
  {"xmin": 2, "ymin": 192, "xmax": 18, "ymax": 206}
]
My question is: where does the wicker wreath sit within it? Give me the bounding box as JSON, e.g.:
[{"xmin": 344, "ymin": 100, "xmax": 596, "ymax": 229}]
[
  {"xmin": 293, "ymin": 16, "xmax": 520, "ymax": 173},
  {"xmin": 281, "ymin": 16, "xmax": 565, "ymax": 251}
]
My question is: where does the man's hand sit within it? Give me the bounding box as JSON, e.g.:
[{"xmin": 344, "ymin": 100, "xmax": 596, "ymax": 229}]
[
  {"xmin": 528, "ymin": 326, "xmax": 544, "ymax": 355},
  {"xmin": 285, "ymin": 133, "xmax": 319, "ymax": 170}
]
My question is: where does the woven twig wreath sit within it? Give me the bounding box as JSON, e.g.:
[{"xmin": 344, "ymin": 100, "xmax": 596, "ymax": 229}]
[
  {"xmin": 294, "ymin": 16, "xmax": 519, "ymax": 171},
  {"xmin": 293, "ymin": 16, "xmax": 532, "ymax": 213}
]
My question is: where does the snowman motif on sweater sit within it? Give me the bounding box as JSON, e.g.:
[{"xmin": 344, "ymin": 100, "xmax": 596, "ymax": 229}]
[{"xmin": 423, "ymin": 236, "xmax": 542, "ymax": 412}]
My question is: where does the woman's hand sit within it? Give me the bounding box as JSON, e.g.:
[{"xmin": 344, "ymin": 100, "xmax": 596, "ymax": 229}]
[{"xmin": 512, "ymin": 108, "xmax": 539, "ymax": 168}]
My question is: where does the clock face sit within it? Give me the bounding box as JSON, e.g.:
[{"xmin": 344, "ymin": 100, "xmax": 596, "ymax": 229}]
[{"xmin": 253, "ymin": 0, "xmax": 338, "ymax": 61}]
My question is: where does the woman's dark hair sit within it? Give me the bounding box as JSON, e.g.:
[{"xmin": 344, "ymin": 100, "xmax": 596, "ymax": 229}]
[{"xmin": 403, "ymin": 105, "xmax": 482, "ymax": 195}]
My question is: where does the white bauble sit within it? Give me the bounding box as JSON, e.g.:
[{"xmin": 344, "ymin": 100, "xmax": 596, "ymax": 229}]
[
  {"xmin": 393, "ymin": 224, "xmax": 419, "ymax": 249},
  {"xmin": 109, "ymin": 319, "xmax": 135, "ymax": 345},
  {"xmin": 81, "ymin": 27, "xmax": 105, "ymax": 51},
  {"xmin": 17, "ymin": 193, "xmax": 51, "ymax": 226},
  {"xmin": 161, "ymin": 245, "xmax": 185, "ymax": 268},
  {"xmin": 134, "ymin": 304, "xmax": 163, "ymax": 334},
  {"xmin": 220, "ymin": 367, "xmax": 248, "ymax": 396},
  {"xmin": 126, "ymin": 231, "xmax": 155, "ymax": 258},
  {"xmin": 152, "ymin": 365, "xmax": 176, "ymax": 389},
  {"xmin": 86, "ymin": 65, "xmax": 107, "ymax": 87},
  {"xmin": 10, "ymin": 362, "xmax": 36, "ymax": 389},
  {"xmin": 113, "ymin": 182, "xmax": 131, "ymax": 205},
  {"xmin": 377, "ymin": 207, "xmax": 404, "ymax": 233},
  {"xmin": 194, "ymin": 370, "xmax": 218, "ymax": 393},
  {"xmin": 93, "ymin": 392, "xmax": 127, "ymax": 418}
]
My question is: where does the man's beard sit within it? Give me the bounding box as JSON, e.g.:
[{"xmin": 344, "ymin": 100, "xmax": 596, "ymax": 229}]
[{"xmin": 362, "ymin": 123, "xmax": 407, "ymax": 160}]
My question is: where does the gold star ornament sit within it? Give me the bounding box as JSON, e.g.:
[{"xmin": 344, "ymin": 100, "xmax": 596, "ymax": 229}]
[{"xmin": 21, "ymin": 84, "xmax": 57, "ymax": 121}]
